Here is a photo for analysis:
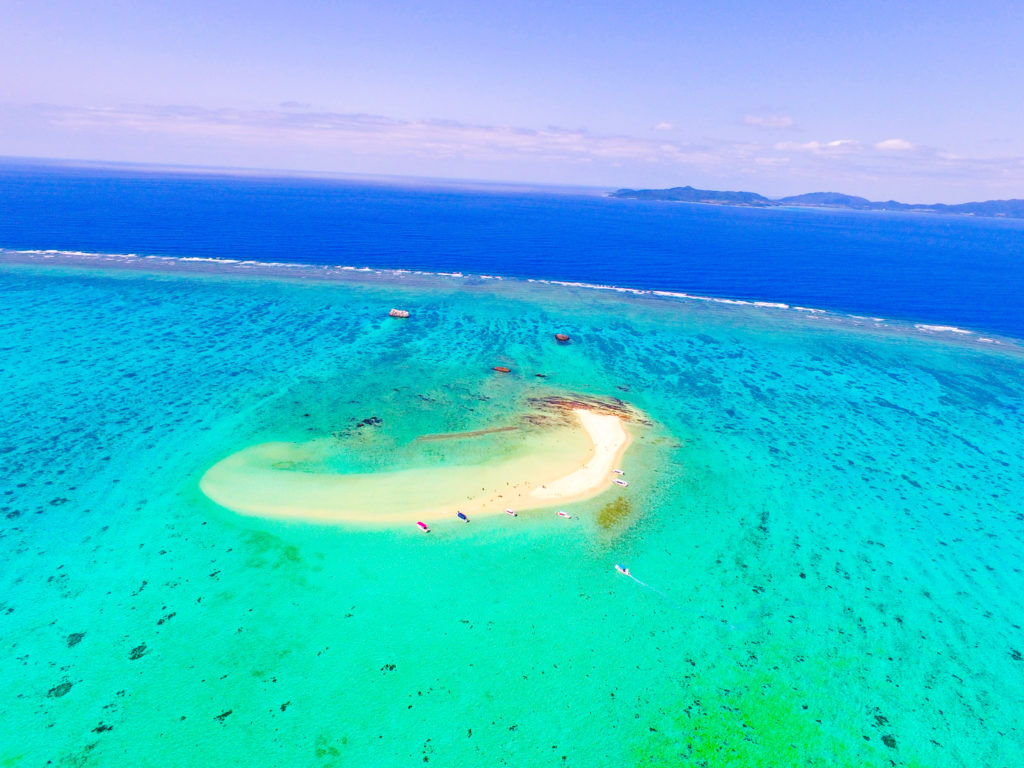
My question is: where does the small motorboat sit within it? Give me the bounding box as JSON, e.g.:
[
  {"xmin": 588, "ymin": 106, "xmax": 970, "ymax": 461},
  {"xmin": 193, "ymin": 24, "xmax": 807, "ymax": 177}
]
[
  {"xmin": 557, "ymin": 510, "xmax": 572, "ymax": 519},
  {"xmin": 505, "ymin": 508, "xmax": 517, "ymax": 517},
  {"xmin": 416, "ymin": 521, "xmax": 430, "ymax": 532},
  {"xmin": 613, "ymin": 478, "xmax": 629, "ymax": 487},
  {"xmin": 612, "ymin": 469, "xmax": 625, "ymax": 475},
  {"xmin": 615, "ymin": 564, "xmax": 631, "ymax": 577},
  {"xmin": 493, "ymin": 366, "xmax": 511, "ymax": 373},
  {"xmin": 457, "ymin": 511, "xmax": 469, "ymax": 523}
]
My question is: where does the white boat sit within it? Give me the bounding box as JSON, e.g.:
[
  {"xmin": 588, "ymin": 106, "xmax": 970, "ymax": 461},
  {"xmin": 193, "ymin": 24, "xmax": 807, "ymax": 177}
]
[
  {"xmin": 613, "ymin": 478, "xmax": 629, "ymax": 487},
  {"xmin": 416, "ymin": 521, "xmax": 430, "ymax": 532},
  {"xmin": 557, "ymin": 510, "xmax": 572, "ymax": 519},
  {"xmin": 615, "ymin": 564, "xmax": 631, "ymax": 576},
  {"xmin": 612, "ymin": 469, "xmax": 625, "ymax": 475},
  {"xmin": 505, "ymin": 508, "xmax": 517, "ymax": 517}
]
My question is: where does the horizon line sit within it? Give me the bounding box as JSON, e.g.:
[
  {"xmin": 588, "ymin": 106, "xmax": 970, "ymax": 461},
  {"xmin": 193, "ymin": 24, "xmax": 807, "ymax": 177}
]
[
  {"xmin": 2, "ymin": 152, "xmax": 1021, "ymax": 208},
  {"xmin": 0, "ymin": 153, "xmax": 610, "ymax": 196}
]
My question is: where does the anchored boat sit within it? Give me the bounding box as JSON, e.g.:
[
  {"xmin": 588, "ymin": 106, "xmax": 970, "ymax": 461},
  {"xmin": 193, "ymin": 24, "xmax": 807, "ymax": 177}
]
[
  {"xmin": 416, "ymin": 521, "xmax": 430, "ymax": 532},
  {"xmin": 457, "ymin": 511, "xmax": 469, "ymax": 522}
]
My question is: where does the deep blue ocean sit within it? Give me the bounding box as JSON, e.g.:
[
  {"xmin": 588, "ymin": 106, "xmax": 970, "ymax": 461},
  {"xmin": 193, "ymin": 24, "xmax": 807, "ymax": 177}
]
[{"xmin": 1, "ymin": 158, "xmax": 1022, "ymax": 338}]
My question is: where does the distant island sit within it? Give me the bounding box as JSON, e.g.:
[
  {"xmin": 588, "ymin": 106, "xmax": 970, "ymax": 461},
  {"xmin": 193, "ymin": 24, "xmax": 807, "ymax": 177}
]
[{"xmin": 609, "ymin": 185, "xmax": 1024, "ymax": 219}]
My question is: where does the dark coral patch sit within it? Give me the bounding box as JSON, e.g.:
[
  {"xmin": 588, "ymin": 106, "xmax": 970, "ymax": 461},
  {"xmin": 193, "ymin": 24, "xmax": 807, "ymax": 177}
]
[
  {"xmin": 48, "ymin": 682, "xmax": 73, "ymax": 698},
  {"xmin": 597, "ymin": 496, "xmax": 632, "ymax": 529}
]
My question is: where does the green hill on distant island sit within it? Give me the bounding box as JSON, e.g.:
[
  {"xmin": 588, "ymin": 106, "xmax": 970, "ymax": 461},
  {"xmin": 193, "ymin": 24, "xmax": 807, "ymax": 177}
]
[
  {"xmin": 614, "ymin": 185, "xmax": 776, "ymax": 206},
  {"xmin": 610, "ymin": 185, "xmax": 1024, "ymax": 219}
]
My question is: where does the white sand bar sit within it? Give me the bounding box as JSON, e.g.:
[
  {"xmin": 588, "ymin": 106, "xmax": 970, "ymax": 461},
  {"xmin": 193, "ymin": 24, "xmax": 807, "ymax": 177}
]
[
  {"xmin": 530, "ymin": 410, "xmax": 629, "ymax": 500},
  {"xmin": 200, "ymin": 408, "xmax": 632, "ymax": 526}
]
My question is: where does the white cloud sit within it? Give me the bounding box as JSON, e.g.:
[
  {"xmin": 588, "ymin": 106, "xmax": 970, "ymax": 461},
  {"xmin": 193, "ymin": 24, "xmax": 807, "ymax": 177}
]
[
  {"xmin": 744, "ymin": 114, "xmax": 794, "ymax": 129},
  {"xmin": 12, "ymin": 102, "xmax": 1024, "ymax": 198},
  {"xmin": 36, "ymin": 104, "xmax": 755, "ymax": 170},
  {"xmin": 653, "ymin": 121, "xmax": 674, "ymax": 131},
  {"xmin": 875, "ymin": 138, "xmax": 916, "ymax": 151},
  {"xmin": 774, "ymin": 139, "xmax": 861, "ymax": 155}
]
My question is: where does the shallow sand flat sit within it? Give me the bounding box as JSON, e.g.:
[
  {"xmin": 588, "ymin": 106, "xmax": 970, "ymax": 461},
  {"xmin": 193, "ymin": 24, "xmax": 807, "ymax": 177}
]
[
  {"xmin": 5, "ymin": 261, "xmax": 1024, "ymax": 767},
  {"xmin": 200, "ymin": 408, "xmax": 632, "ymax": 524}
]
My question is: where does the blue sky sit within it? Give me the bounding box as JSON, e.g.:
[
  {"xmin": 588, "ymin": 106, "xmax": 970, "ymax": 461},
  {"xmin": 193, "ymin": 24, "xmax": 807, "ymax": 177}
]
[{"xmin": 2, "ymin": 0, "xmax": 1023, "ymax": 201}]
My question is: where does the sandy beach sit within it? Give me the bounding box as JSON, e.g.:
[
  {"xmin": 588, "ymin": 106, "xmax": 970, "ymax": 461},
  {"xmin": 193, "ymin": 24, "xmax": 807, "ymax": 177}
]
[
  {"xmin": 200, "ymin": 407, "xmax": 632, "ymax": 525},
  {"xmin": 529, "ymin": 410, "xmax": 630, "ymax": 500}
]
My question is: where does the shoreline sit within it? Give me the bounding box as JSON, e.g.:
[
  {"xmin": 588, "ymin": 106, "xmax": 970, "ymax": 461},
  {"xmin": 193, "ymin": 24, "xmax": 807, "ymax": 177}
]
[{"xmin": 199, "ymin": 407, "xmax": 634, "ymax": 526}]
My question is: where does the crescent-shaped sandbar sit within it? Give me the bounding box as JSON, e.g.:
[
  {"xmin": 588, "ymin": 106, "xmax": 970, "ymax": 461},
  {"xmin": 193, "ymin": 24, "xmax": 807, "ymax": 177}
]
[{"xmin": 200, "ymin": 408, "xmax": 631, "ymax": 525}]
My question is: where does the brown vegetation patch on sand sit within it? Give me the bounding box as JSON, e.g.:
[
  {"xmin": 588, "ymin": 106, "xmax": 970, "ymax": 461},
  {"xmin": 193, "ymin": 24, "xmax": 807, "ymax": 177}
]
[
  {"xmin": 525, "ymin": 394, "xmax": 649, "ymax": 428},
  {"xmin": 415, "ymin": 425, "xmax": 520, "ymax": 442}
]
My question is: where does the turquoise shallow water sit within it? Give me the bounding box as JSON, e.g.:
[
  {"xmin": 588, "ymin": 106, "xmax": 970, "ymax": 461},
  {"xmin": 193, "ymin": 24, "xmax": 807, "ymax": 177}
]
[{"xmin": 1, "ymin": 259, "xmax": 1023, "ymax": 767}]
